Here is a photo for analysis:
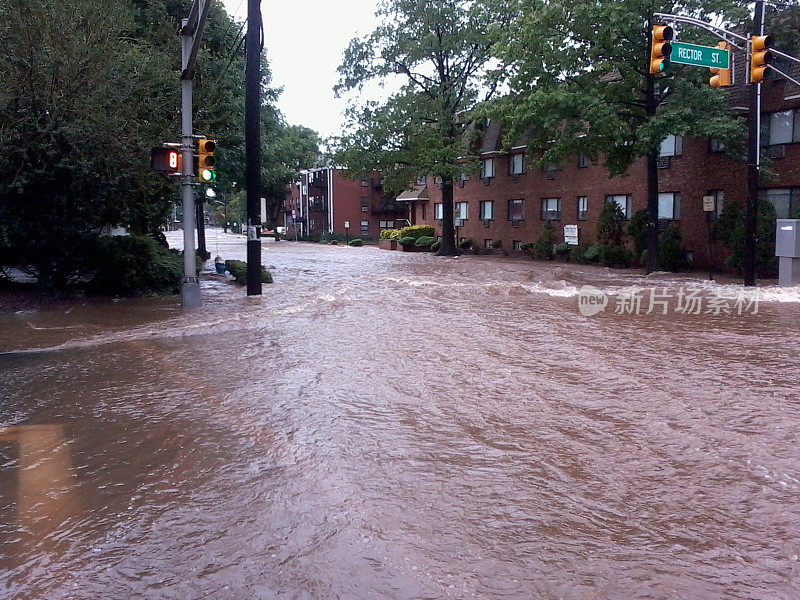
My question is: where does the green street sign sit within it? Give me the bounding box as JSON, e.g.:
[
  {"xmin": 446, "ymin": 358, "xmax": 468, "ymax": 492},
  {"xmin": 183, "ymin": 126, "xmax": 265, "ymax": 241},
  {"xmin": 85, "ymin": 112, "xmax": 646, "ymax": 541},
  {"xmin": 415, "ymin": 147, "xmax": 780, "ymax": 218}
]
[{"xmin": 670, "ymin": 42, "xmax": 729, "ymax": 69}]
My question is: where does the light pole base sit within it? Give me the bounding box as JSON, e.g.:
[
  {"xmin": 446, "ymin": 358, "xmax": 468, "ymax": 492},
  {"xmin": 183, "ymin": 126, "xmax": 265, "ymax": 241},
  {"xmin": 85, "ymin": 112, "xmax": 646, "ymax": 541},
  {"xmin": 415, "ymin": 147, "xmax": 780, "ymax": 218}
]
[{"xmin": 181, "ymin": 280, "xmax": 203, "ymax": 309}]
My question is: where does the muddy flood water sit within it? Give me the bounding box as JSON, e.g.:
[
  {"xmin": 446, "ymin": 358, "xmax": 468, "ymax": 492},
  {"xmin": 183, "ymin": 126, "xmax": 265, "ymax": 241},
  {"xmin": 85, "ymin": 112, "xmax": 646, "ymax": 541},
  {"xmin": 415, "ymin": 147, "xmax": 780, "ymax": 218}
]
[{"xmin": 2, "ymin": 228, "xmax": 800, "ymax": 599}]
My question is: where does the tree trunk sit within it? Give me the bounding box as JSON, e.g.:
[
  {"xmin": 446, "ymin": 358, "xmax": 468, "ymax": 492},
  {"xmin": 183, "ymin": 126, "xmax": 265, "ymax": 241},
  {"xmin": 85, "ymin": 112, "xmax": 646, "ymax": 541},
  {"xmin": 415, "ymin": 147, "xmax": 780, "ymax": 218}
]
[{"xmin": 438, "ymin": 175, "xmax": 458, "ymax": 256}]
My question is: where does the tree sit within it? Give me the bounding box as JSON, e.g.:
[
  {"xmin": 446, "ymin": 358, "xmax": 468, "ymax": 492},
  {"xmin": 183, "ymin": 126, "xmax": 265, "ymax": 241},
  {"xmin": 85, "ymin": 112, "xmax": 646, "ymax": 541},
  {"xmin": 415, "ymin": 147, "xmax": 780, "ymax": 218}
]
[
  {"xmin": 333, "ymin": 0, "xmax": 511, "ymax": 256},
  {"xmin": 490, "ymin": 0, "xmax": 748, "ymax": 271}
]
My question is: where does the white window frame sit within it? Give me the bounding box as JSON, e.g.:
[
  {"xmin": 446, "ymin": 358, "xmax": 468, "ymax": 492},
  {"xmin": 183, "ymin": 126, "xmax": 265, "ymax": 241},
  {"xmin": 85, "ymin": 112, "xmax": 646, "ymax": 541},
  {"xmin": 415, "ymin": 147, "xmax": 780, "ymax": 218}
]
[
  {"xmin": 360, "ymin": 220, "xmax": 369, "ymax": 232},
  {"xmin": 481, "ymin": 157, "xmax": 496, "ymax": 179},
  {"xmin": 659, "ymin": 135, "xmax": 683, "ymax": 157},
  {"xmin": 658, "ymin": 192, "xmax": 681, "ymax": 220},
  {"xmin": 541, "ymin": 197, "xmax": 561, "ymax": 221},
  {"xmin": 434, "ymin": 203, "xmax": 443, "ymax": 220},
  {"xmin": 455, "ymin": 202, "xmax": 469, "ymax": 220},
  {"xmin": 510, "ymin": 154, "xmax": 525, "ymax": 175},
  {"xmin": 577, "ymin": 196, "xmax": 588, "ymax": 221},
  {"xmin": 479, "ymin": 201, "xmax": 494, "ymax": 221},
  {"xmin": 508, "ymin": 199, "xmax": 524, "ymax": 221}
]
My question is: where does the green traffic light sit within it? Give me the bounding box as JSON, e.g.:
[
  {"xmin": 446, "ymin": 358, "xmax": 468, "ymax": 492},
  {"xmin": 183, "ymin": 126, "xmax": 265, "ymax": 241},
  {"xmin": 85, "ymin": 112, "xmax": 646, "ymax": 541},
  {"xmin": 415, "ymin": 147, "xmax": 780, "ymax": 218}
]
[{"xmin": 201, "ymin": 169, "xmax": 214, "ymax": 182}]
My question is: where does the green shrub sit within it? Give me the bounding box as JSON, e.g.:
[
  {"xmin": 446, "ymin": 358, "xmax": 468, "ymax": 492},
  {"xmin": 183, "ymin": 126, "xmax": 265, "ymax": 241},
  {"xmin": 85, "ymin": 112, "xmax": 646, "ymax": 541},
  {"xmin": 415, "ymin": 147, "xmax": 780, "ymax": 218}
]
[
  {"xmin": 657, "ymin": 225, "xmax": 688, "ymax": 272},
  {"xmin": 458, "ymin": 237, "xmax": 476, "ymax": 251},
  {"xmin": 554, "ymin": 242, "xmax": 571, "ymax": 256},
  {"xmin": 628, "ymin": 209, "xmax": 652, "ymax": 257},
  {"xmin": 714, "ymin": 200, "xmax": 778, "ymax": 276},
  {"xmin": 489, "ymin": 239, "xmax": 503, "ymax": 249},
  {"xmin": 585, "ymin": 244, "xmax": 628, "ymax": 267},
  {"xmin": 87, "ymin": 235, "xmax": 183, "ymax": 296},
  {"xmin": 398, "ymin": 224, "xmax": 434, "ymax": 241},
  {"xmin": 415, "ymin": 235, "xmax": 436, "ymax": 248},
  {"xmin": 529, "ymin": 222, "xmax": 555, "ymax": 260},
  {"xmin": 379, "ymin": 229, "xmax": 400, "ymax": 240},
  {"xmin": 569, "ymin": 243, "xmax": 592, "ymax": 264},
  {"xmin": 398, "ymin": 236, "xmax": 416, "ymax": 246},
  {"xmin": 330, "ymin": 240, "xmax": 339, "ymax": 245},
  {"xmin": 431, "ymin": 240, "xmax": 442, "ymax": 252},
  {"xmin": 348, "ymin": 239, "xmax": 364, "ymax": 247},
  {"xmin": 597, "ymin": 201, "xmax": 626, "ymax": 246},
  {"xmin": 224, "ymin": 260, "xmax": 273, "ymax": 285}
]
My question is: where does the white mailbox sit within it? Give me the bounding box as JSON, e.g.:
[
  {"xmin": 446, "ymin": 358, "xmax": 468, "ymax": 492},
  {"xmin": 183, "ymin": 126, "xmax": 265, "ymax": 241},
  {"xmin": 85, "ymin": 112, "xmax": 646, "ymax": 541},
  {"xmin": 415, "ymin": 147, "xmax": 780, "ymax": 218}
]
[{"xmin": 776, "ymin": 219, "xmax": 800, "ymax": 258}]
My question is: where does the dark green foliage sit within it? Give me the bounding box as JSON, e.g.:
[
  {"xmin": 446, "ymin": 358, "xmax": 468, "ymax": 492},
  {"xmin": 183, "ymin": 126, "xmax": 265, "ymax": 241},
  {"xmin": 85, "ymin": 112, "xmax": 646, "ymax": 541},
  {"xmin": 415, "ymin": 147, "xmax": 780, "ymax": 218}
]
[
  {"xmin": 398, "ymin": 236, "xmax": 417, "ymax": 246},
  {"xmin": 569, "ymin": 243, "xmax": 592, "ymax": 264},
  {"xmin": 489, "ymin": 239, "xmax": 503, "ymax": 249},
  {"xmin": 415, "ymin": 236, "xmax": 436, "ymax": 248},
  {"xmin": 554, "ymin": 242, "xmax": 571, "ymax": 257},
  {"xmin": 714, "ymin": 201, "xmax": 778, "ymax": 276},
  {"xmin": 657, "ymin": 225, "xmax": 689, "ymax": 272},
  {"xmin": 597, "ymin": 202, "xmax": 626, "ymax": 246},
  {"xmin": 348, "ymin": 239, "xmax": 364, "ymax": 247},
  {"xmin": 527, "ymin": 222, "xmax": 555, "ymax": 261},
  {"xmin": 224, "ymin": 260, "xmax": 273, "ymax": 285},
  {"xmin": 431, "ymin": 240, "xmax": 442, "ymax": 252},
  {"xmin": 585, "ymin": 244, "xmax": 629, "ymax": 268},
  {"xmin": 87, "ymin": 235, "xmax": 183, "ymax": 296},
  {"xmin": 628, "ymin": 209, "xmax": 652, "ymax": 258},
  {"xmin": 398, "ymin": 225, "xmax": 435, "ymax": 241},
  {"xmin": 459, "ymin": 237, "xmax": 476, "ymax": 251},
  {"xmin": 330, "ymin": 240, "xmax": 339, "ymax": 245}
]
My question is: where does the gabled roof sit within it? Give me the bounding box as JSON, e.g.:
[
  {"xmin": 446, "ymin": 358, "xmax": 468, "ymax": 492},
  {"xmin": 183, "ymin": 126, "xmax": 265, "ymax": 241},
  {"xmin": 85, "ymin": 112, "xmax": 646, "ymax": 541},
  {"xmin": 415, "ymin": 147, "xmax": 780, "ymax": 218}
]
[{"xmin": 396, "ymin": 186, "xmax": 429, "ymax": 202}]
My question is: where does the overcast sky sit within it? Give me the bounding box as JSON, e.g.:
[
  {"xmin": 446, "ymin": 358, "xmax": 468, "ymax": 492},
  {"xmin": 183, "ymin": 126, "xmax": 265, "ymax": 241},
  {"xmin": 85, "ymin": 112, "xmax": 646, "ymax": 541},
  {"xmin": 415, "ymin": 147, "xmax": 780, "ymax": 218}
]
[{"xmin": 223, "ymin": 0, "xmax": 383, "ymax": 141}]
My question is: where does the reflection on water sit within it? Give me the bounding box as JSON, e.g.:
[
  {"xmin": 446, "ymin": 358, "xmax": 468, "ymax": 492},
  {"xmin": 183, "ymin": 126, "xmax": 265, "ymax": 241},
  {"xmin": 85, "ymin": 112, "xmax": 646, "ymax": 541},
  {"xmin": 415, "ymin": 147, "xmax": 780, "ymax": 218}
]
[{"xmin": 1, "ymin": 228, "xmax": 800, "ymax": 599}]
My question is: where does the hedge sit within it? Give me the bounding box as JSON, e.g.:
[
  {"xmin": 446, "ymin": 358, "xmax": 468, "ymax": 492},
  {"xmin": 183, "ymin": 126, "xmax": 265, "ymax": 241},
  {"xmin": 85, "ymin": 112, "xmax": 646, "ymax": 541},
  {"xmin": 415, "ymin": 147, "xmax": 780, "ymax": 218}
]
[
  {"xmin": 224, "ymin": 260, "xmax": 273, "ymax": 285},
  {"xmin": 398, "ymin": 225, "xmax": 434, "ymax": 241}
]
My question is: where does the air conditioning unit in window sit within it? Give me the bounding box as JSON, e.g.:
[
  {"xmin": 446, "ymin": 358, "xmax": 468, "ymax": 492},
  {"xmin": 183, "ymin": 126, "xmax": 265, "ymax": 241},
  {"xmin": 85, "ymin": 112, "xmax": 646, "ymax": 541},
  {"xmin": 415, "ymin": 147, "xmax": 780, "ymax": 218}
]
[
  {"xmin": 512, "ymin": 220, "xmax": 520, "ymax": 228},
  {"xmin": 483, "ymin": 220, "xmax": 491, "ymax": 228}
]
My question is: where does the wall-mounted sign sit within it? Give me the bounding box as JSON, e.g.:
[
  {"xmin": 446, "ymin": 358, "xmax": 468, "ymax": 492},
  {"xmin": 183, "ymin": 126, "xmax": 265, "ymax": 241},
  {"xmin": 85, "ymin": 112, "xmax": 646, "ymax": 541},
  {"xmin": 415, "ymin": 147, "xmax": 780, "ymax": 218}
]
[{"xmin": 564, "ymin": 224, "xmax": 579, "ymax": 246}]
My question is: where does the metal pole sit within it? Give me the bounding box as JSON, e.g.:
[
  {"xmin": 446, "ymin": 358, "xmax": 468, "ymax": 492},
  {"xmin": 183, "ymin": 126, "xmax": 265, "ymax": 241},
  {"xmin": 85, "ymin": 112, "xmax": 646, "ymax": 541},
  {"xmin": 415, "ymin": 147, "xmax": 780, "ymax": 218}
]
[
  {"xmin": 245, "ymin": 0, "xmax": 262, "ymax": 296},
  {"xmin": 744, "ymin": 0, "xmax": 764, "ymax": 287},
  {"xmin": 181, "ymin": 19, "xmax": 202, "ymax": 309}
]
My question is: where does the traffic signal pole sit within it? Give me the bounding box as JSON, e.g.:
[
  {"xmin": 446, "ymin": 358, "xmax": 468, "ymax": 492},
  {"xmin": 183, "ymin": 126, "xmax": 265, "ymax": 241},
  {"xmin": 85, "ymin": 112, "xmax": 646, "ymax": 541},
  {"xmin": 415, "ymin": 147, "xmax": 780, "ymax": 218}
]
[
  {"xmin": 743, "ymin": 0, "xmax": 765, "ymax": 287},
  {"xmin": 180, "ymin": 21, "xmax": 202, "ymax": 309},
  {"xmin": 178, "ymin": 0, "xmax": 212, "ymax": 309},
  {"xmin": 245, "ymin": 0, "xmax": 262, "ymax": 296}
]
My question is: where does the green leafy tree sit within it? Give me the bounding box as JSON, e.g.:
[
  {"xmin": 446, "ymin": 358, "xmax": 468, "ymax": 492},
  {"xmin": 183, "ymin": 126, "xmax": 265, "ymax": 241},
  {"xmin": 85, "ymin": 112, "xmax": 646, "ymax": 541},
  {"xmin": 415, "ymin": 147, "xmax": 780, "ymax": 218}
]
[
  {"xmin": 491, "ymin": 0, "xmax": 748, "ymax": 272},
  {"xmin": 333, "ymin": 0, "xmax": 511, "ymax": 256}
]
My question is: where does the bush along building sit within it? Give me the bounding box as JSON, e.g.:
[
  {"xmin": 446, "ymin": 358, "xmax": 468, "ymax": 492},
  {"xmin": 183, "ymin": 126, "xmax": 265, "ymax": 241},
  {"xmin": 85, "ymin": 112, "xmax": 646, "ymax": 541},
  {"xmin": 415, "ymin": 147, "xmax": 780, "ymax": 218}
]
[
  {"xmin": 396, "ymin": 69, "xmax": 800, "ymax": 273},
  {"xmin": 283, "ymin": 167, "xmax": 410, "ymax": 240}
]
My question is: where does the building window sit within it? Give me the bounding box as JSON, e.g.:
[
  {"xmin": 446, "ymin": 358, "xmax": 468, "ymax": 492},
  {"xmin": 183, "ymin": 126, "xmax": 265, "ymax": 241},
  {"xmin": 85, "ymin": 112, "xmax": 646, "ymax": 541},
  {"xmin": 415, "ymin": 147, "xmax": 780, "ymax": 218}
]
[
  {"xmin": 658, "ymin": 192, "xmax": 681, "ymax": 220},
  {"xmin": 541, "ymin": 163, "xmax": 559, "ymax": 179},
  {"xmin": 659, "ymin": 135, "xmax": 683, "ymax": 157},
  {"xmin": 707, "ymin": 190, "xmax": 724, "ymax": 219},
  {"xmin": 510, "ymin": 154, "xmax": 525, "ymax": 175},
  {"xmin": 434, "ymin": 203, "xmax": 443, "ymax": 220},
  {"xmin": 360, "ymin": 179, "xmax": 369, "ymax": 187},
  {"xmin": 709, "ymin": 138, "xmax": 726, "ymax": 153},
  {"xmin": 577, "ymin": 154, "xmax": 590, "ymax": 168},
  {"xmin": 605, "ymin": 194, "xmax": 632, "ymax": 219},
  {"xmin": 479, "ymin": 201, "xmax": 494, "ymax": 220},
  {"xmin": 481, "ymin": 157, "xmax": 496, "ymax": 179},
  {"xmin": 577, "ymin": 196, "xmax": 588, "ymax": 221},
  {"xmin": 508, "ymin": 199, "xmax": 524, "ymax": 221},
  {"xmin": 379, "ymin": 220, "xmax": 395, "ymax": 229},
  {"xmin": 421, "ymin": 203, "xmax": 427, "ymax": 220},
  {"xmin": 484, "ymin": 239, "xmax": 493, "ymax": 249},
  {"xmin": 416, "ymin": 175, "xmax": 427, "ymax": 186},
  {"xmin": 763, "ymin": 188, "xmax": 800, "ymax": 219},
  {"xmin": 361, "ymin": 196, "xmax": 369, "ymax": 213},
  {"xmin": 540, "ymin": 197, "xmax": 561, "ymax": 221},
  {"xmin": 766, "ymin": 110, "xmax": 796, "ymax": 146},
  {"xmin": 360, "ymin": 220, "xmax": 369, "ymax": 232},
  {"xmin": 513, "ymin": 240, "xmax": 522, "ymax": 251},
  {"xmin": 455, "ymin": 202, "xmax": 469, "ymax": 220}
]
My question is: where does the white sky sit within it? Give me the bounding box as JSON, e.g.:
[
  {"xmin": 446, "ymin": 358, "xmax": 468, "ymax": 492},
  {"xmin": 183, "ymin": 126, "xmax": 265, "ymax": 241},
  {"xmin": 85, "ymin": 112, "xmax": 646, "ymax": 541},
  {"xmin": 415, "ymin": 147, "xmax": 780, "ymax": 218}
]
[{"xmin": 223, "ymin": 0, "xmax": 384, "ymax": 141}]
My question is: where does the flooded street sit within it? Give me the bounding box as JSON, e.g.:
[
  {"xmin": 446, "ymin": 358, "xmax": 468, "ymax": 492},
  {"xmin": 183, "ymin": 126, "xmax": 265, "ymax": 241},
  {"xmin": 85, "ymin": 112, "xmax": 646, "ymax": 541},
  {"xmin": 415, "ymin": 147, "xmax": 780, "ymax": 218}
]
[{"xmin": 2, "ymin": 228, "xmax": 800, "ymax": 599}]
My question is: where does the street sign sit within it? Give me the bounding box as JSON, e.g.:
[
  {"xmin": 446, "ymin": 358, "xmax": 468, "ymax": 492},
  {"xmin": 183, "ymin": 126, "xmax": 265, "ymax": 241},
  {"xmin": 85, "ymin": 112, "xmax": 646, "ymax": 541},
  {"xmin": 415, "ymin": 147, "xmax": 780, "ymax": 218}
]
[
  {"xmin": 564, "ymin": 224, "xmax": 579, "ymax": 246},
  {"xmin": 670, "ymin": 42, "xmax": 729, "ymax": 69},
  {"xmin": 344, "ymin": 221, "xmax": 350, "ymax": 229}
]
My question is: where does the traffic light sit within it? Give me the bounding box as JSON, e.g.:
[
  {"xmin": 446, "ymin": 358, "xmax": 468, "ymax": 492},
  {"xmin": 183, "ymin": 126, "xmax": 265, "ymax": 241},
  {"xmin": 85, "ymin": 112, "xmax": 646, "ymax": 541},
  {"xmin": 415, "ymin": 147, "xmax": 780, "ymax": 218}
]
[
  {"xmin": 197, "ymin": 138, "xmax": 216, "ymax": 182},
  {"xmin": 150, "ymin": 147, "xmax": 181, "ymax": 173},
  {"xmin": 750, "ymin": 35, "xmax": 774, "ymax": 83},
  {"xmin": 650, "ymin": 25, "xmax": 674, "ymax": 75},
  {"xmin": 710, "ymin": 42, "xmax": 732, "ymax": 87}
]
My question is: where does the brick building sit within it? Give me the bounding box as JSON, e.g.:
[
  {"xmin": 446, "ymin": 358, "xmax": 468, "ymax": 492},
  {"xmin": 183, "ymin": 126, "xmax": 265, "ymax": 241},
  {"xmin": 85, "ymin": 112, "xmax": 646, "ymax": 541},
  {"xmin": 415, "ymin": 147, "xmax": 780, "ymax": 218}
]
[
  {"xmin": 400, "ymin": 72, "xmax": 800, "ymax": 269},
  {"xmin": 282, "ymin": 167, "xmax": 409, "ymax": 239}
]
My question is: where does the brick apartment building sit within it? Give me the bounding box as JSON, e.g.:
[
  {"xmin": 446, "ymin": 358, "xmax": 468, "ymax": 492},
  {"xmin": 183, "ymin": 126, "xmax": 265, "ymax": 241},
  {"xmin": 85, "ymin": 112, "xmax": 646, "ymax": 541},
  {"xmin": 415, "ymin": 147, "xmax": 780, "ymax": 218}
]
[
  {"xmin": 398, "ymin": 71, "xmax": 800, "ymax": 270},
  {"xmin": 283, "ymin": 167, "xmax": 410, "ymax": 239}
]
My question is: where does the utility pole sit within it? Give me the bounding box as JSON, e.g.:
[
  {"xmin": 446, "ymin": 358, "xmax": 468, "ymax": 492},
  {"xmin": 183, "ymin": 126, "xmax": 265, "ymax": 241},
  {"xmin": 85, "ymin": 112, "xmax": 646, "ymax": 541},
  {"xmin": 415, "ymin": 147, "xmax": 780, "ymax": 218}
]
[
  {"xmin": 179, "ymin": 0, "xmax": 212, "ymax": 309},
  {"xmin": 744, "ymin": 0, "xmax": 765, "ymax": 287},
  {"xmin": 245, "ymin": 0, "xmax": 263, "ymax": 296}
]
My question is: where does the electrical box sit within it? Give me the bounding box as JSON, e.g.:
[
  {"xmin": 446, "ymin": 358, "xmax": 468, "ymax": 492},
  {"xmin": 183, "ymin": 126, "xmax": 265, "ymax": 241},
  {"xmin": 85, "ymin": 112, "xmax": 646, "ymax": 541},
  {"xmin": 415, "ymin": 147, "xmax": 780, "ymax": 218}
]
[{"xmin": 776, "ymin": 219, "xmax": 800, "ymax": 258}]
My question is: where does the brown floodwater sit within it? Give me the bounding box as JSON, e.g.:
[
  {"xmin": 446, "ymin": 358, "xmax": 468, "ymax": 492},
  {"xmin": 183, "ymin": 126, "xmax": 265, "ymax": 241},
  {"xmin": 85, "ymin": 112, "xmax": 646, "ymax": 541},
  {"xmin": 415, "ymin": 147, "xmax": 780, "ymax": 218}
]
[{"xmin": 1, "ymin": 228, "xmax": 800, "ymax": 599}]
